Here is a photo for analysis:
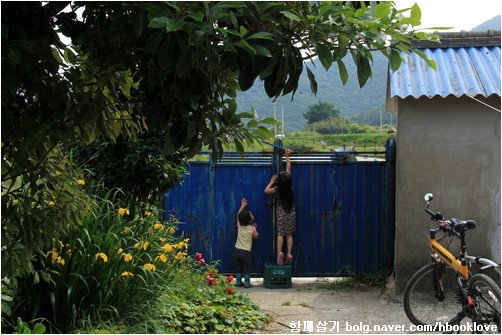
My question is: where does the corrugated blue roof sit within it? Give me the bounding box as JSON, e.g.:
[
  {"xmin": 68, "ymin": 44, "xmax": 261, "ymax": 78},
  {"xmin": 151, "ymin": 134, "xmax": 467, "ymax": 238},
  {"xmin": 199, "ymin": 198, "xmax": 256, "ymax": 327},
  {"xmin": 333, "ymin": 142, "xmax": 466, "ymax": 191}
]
[{"xmin": 389, "ymin": 46, "xmax": 501, "ymax": 98}]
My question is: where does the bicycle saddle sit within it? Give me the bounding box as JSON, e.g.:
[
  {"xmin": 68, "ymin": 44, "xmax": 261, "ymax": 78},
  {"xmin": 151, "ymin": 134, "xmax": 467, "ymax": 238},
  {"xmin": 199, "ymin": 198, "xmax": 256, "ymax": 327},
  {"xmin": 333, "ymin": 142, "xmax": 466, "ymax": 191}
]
[{"xmin": 450, "ymin": 218, "xmax": 477, "ymax": 232}]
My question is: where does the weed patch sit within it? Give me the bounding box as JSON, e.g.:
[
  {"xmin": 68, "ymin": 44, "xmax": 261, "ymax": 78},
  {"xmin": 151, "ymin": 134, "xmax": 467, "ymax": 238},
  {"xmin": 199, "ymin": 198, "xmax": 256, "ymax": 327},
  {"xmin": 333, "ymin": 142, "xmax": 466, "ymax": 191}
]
[{"xmin": 323, "ymin": 271, "xmax": 391, "ymax": 291}]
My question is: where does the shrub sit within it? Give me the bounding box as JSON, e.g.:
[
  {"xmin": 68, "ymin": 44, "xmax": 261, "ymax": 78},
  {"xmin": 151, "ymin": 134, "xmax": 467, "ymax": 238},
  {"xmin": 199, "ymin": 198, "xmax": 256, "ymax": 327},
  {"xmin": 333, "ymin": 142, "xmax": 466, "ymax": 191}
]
[
  {"xmin": 72, "ymin": 253, "xmax": 269, "ymax": 334},
  {"xmin": 4, "ymin": 188, "xmax": 189, "ymax": 333}
]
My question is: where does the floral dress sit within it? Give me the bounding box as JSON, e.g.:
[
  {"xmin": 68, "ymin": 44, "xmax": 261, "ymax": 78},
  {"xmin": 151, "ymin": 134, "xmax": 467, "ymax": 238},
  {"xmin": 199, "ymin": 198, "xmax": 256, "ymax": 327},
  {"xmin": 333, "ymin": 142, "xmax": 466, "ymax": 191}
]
[{"xmin": 276, "ymin": 197, "xmax": 296, "ymax": 236}]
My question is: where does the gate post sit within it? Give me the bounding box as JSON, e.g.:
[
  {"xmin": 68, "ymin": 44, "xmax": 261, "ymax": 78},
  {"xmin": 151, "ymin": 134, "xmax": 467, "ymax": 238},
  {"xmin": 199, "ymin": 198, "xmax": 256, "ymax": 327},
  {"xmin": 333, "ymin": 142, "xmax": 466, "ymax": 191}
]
[
  {"xmin": 385, "ymin": 138, "xmax": 396, "ymax": 270},
  {"xmin": 268, "ymin": 138, "xmax": 285, "ymax": 263}
]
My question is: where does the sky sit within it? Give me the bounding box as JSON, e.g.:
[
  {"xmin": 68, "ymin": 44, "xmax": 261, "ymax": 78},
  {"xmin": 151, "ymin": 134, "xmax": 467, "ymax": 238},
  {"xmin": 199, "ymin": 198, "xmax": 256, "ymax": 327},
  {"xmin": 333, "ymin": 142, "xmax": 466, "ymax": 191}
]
[{"xmin": 394, "ymin": 0, "xmax": 502, "ymax": 31}]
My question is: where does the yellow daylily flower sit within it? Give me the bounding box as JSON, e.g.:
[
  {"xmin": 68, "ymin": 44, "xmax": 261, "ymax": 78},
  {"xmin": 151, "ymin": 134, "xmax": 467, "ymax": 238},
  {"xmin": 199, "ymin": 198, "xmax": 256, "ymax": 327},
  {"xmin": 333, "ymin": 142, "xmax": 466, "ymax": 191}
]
[
  {"xmin": 144, "ymin": 263, "xmax": 156, "ymax": 271},
  {"xmin": 118, "ymin": 208, "xmax": 130, "ymax": 216},
  {"xmin": 121, "ymin": 271, "xmax": 134, "ymax": 278},
  {"xmin": 47, "ymin": 250, "xmax": 59, "ymax": 264},
  {"xmin": 157, "ymin": 254, "xmax": 167, "ymax": 263},
  {"xmin": 162, "ymin": 244, "xmax": 174, "ymax": 253},
  {"xmin": 95, "ymin": 252, "xmax": 108, "ymax": 263}
]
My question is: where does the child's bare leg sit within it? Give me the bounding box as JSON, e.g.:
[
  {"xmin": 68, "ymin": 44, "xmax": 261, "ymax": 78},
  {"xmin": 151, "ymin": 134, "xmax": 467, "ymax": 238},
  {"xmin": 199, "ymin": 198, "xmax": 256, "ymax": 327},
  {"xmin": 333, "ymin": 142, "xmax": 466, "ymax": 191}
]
[
  {"xmin": 277, "ymin": 235, "xmax": 284, "ymax": 256},
  {"xmin": 277, "ymin": 235, "xmax": 284, "ymax": 265},
  {"xmin": 286, "ymin": 233, "xmax": 293, "ymax": 257}
]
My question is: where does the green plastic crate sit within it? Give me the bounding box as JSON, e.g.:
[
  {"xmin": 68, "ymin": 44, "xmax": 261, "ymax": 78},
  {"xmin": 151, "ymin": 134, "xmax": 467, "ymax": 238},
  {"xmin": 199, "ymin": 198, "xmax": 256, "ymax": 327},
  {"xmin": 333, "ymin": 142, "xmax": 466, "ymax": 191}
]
[{"xmin": 264, "ymin": 263, "xmax": 292, "ymax": 289}]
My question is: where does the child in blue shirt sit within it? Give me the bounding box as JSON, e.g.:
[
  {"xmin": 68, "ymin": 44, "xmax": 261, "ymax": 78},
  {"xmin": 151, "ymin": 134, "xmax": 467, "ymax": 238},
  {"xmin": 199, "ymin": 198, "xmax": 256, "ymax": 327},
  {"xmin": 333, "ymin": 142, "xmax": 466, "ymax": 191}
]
[{"xmin": 235, "ymin": 198, "xmax": 259, "ymax": 288}]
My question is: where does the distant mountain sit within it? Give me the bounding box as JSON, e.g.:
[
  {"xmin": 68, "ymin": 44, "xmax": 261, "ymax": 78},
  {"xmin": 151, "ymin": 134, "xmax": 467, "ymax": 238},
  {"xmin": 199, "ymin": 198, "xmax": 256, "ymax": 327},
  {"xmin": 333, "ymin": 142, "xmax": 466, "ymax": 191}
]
[
  {"xmin": 471, "ymin": 15, "xmax": 501, "ymax": 31},
  {"xmin": 235, "ymin": 17, "xmax": 500, "ymax": 132},
  {"xmin": 235, "ymin": 53, "xmax": 389, "ymax": 132}
]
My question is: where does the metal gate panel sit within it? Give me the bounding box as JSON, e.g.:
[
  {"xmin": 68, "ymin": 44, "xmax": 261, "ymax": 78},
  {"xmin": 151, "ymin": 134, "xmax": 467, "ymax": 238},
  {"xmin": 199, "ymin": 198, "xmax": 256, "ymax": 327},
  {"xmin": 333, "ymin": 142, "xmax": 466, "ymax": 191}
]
[
  {"xmin": 164, "ymin": 140, "xmax": 396, "ymax": 276},
  {"xmin": 164, "ymin": 154, "xmax": 275, "ymax": 273},
  {"xmin": 291, "ymin": 161, "xmax": 387, "ymax": 276}
]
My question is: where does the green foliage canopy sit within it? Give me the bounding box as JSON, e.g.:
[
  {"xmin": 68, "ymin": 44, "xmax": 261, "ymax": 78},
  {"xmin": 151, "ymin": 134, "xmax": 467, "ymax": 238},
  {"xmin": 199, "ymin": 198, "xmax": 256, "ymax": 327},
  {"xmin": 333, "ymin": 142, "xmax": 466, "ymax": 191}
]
[
  {"xmin": 1, "ymin": 1, "xmax": 438, "ymax": 281},
  {"xmin": 304, "ymin": 101, "xmax": 341, "ymax": 124}
]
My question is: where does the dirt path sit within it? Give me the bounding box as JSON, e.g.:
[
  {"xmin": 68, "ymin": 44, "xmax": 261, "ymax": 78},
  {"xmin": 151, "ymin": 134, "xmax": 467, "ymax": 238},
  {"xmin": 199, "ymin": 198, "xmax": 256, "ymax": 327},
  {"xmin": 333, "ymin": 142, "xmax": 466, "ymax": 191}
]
[{"xmin": 237, "ymin": 278, "xmax": 418, "ymax": 334}]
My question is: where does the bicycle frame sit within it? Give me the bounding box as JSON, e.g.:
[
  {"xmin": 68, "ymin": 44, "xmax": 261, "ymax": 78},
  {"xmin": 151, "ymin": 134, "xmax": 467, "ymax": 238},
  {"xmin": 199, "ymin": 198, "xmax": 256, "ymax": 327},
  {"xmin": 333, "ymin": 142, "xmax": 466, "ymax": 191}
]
[
  {"xmin": 430, "ymin": 230, "xmax": 501, "ymax": 280},
  {"xmin": 430, "ymin": 230, "xmax": 469, "ymax": 279}
]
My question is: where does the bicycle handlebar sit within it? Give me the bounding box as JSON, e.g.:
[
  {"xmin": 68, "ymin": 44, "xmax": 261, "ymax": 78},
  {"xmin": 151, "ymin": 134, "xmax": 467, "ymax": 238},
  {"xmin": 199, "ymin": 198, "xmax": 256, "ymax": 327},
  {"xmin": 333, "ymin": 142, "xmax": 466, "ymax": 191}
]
[
  {"xmin": 425, "ymin": 208, "xmax": 435, "ymax": 217},
  {"xmin": 424, "ymin": 207, "xmax": 452, "ymax": 232}
]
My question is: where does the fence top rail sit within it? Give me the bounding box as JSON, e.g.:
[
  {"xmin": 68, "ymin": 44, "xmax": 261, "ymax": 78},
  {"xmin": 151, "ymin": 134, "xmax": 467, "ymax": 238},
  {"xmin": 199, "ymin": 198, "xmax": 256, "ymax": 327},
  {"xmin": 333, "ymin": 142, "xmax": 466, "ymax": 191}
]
[{"xmin": 188, "ymin": 150, "xmax": 387, "ymax": 165}]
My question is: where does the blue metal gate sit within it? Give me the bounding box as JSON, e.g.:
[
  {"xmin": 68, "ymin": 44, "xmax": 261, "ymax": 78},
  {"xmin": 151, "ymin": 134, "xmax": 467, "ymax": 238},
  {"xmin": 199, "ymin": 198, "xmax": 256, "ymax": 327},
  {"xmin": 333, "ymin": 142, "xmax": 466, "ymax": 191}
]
[{"xmin": 164, "ymin": 139, "xmax": 395, "ymax": 276}]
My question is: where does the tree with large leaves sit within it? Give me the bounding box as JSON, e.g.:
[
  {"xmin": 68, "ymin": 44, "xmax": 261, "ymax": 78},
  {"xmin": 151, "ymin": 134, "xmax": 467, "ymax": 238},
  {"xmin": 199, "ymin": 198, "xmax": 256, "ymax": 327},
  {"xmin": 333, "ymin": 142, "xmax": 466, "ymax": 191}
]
[{"xmin": 1, "ymin": 1, "xmax": 438, "ymax": 281}]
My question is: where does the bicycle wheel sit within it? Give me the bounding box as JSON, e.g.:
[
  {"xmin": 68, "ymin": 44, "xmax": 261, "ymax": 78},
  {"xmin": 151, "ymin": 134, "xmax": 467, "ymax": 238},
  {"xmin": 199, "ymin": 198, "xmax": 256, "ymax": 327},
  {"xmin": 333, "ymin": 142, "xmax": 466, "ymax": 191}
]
[
  {"xmin": 404, "ymin": 262, "xmax": 464, "ymax": 326},
  {"xmin": 468, "ymin": 273, "xmax": 501, "ymax": 333}
]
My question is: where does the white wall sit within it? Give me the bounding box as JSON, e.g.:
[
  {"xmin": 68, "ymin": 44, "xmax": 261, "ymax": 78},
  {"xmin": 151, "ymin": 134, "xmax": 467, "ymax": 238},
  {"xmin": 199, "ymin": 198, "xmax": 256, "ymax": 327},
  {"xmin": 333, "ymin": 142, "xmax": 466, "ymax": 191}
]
[{"xmin": 394, "ymin": 96, "xmax": 501, "ymax": 292}]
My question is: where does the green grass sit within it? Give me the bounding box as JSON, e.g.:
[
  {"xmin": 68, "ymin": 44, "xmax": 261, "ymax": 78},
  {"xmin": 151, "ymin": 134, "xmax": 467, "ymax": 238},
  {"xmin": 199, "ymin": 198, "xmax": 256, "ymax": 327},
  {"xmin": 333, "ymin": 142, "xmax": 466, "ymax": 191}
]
[
  {"xmin": 193, "ymin": 133, "xmax": 395, "ymax": 160},
  {"xmin": 323, "ymin": 271, "xmax": 391, "ymax": 292}
]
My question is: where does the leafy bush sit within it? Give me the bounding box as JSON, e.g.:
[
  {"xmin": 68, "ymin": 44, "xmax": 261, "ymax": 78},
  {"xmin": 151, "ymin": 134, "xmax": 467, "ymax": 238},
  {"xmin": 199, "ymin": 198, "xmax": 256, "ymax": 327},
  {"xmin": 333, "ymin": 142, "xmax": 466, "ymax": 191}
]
[
  {"xmin": 3, "ymin": 187, "xmax": 189, "ymax": 333},
  {"xmin": 72, "ymin": 135, "xmax": 188, "ymax": 207},
  {"xmin": 73, "ymin": 253, "xmax": 269, "ymax": 334},
  {"xmin": 3, "ymin": 184, "xmax": 269, "ymax": 334}
]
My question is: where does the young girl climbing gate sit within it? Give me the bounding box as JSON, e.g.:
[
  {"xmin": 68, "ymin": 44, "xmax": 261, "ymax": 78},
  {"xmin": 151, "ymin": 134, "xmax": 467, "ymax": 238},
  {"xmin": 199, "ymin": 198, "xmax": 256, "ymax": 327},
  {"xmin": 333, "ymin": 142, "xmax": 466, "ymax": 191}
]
[{"xmin": 265, "ymin": 149, "xmax": 296, "ymax": 266}]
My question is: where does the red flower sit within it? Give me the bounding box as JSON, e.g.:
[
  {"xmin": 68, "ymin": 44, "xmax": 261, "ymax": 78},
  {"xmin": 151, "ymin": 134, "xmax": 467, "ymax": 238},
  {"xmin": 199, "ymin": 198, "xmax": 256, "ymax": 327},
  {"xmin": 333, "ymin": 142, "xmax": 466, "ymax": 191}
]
[
  {"xmin": 194, "ymin": 252, "xmax": 203, "ymax": 261},
  {"xmin": 226, "ymin": 275, "xmax": 234, "ymax": 283},
  {"xmin": 199, "ymin": 258, "xmax": 205, "ymax": 266},
  {"xmin": 226, "ymin": 287, "xmax": 234, "ymax": 294},
  {"xmin": 208, "ymin": 270, "xmax": 214, "ymax": 277},
  {"xmin": 206, "ymin": 275, "xmax": 215, "ymax": 286}
]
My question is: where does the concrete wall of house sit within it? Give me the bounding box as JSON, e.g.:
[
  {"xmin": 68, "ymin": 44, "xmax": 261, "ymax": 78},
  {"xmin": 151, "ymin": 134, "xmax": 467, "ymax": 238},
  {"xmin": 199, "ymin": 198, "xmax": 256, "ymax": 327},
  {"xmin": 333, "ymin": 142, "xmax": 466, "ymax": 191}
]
[{"xmin": 394, "ymin": 96, "xmax": 501, "ymax": 293}]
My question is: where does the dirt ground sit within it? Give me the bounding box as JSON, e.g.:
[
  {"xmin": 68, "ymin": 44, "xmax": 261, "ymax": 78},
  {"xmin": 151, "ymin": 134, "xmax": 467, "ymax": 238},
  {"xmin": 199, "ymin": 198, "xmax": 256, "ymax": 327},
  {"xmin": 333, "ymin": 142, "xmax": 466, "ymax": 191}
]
[{"xmin": 236, "ymin": 277, "xmax": 419, "ymax": 334}]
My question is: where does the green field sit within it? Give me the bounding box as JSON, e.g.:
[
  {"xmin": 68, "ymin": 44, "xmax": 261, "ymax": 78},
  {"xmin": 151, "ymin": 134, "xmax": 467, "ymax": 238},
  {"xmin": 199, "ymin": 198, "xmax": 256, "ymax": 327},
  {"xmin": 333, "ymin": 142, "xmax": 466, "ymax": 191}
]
[{"xmin": 196, "ymin": 133, "xmax": 396, "ymax": 161}]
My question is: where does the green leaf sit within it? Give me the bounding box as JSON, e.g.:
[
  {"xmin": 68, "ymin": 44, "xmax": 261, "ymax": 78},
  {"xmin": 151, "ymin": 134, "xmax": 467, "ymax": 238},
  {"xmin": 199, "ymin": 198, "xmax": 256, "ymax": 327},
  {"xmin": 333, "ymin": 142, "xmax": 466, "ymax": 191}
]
[
  {"xmin": 252, "ymin": 126, "xmax": 273, "ymax": 139},
  {"xmin": 165, "ymin": 18, "xmax": 184, "ymax": 32},
  {"xmin": 247, "ymin": 32, "xmax": 274, "ymax": 40},
  {"xmin": 389, "ymin": 49, "xmax": 402, "ymax": 72},
  {"xmin": 336, "ymin": 60, "xmax": 348, "ymax": 84},
  {"xmin": 51, "ymin": 47, "xmax": 63, "ymax": 64},
  {"xmin": 238, "ymin": 112, "xmax": 254, "ymax": 119},
  {"xmin": 253, "ymin": 44, "xmax": 272, "ymax": 57},
  {"xmin": 373, "ymin": 2, "xmax": 391, "ymax": 19},
  {"xmin": 32, "ymin": 323, "xmax": 46, "ymax": 334},
  {"xmin": 239, "ymin": 25, "xmax": 248, "ymax": 37},
  {"xmin": 230, "ymin": 12, "xmax": 238, "ymax": 29},
  {"xmin": 281, "ymin": 11, "xmax": 301, "ymax": 21},
  {"xmin": 234, "ymin": 139, "xmax": 244, "ymax": 156},
  {"xmin": 410, "ymin": 3, "xmax": 422, "ymax": 25},
  {"xmin": 412, "ymin": 49, "xmax": 437, "ymax": 70},
  {"xmin": 139, "ymin": 2, "xmax": 172, "ymax": 18},
  {"xmin": 148, "ymin": 17, "xmax": 169, "ymax": 29},
  {"xmin": 315, "ymin": 43, "xmax": 332, "ymax": 71},
  {"xmin": 306, "ymin": 67, "xmax": 318, "ymax": 95},
  {"xmin": 148, "ymin": 17, "xmax": 183, "ymax": 32},
  {"xmin": 188, "ymin": 11, "xmax": 205, "ymax": 22},
  {"xmin": 338, "ymin": 35, "xmax": 350, "ymax": 51},
  {"xmin": 260, "ymin": 117, "xmax": 276, "ymax": 125},
  {"xmin": 64, "ymin": 48, "xmax": 76, "ymax": 63},
  {"xmin": 214, "ymin": 2, "xmax": 247, "ymax": 8},
  {"xmin": 247, "ymin": 119, "xmax": 258, "ymax": 127},
  {"xmin": 354, "ymin": 52, "xmax": 372, "ymax": 88},
  {"xmin": 238, "ymin": 39, "xmax": 256, "ymax": 53}
]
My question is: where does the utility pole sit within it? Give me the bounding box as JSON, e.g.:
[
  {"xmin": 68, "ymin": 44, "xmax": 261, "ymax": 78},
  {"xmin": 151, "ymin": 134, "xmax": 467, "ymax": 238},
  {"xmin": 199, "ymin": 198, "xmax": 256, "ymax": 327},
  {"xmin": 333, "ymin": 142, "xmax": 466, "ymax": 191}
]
[
  {"xmin": 274, "ymin": 101, "xmax": 277, "ymax": 136},
  {"xmin": 379, "ymin": 109, "xmax": 383, "ymax": 133}
]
